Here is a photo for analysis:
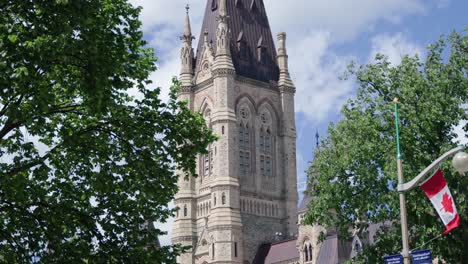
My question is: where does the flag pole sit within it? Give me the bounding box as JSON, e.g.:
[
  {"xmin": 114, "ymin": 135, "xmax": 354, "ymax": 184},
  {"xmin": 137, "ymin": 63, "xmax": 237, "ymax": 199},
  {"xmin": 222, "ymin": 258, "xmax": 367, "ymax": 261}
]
[{"xmin": 394, "ymin": 97, "xmax": 411, "ymax": 264}]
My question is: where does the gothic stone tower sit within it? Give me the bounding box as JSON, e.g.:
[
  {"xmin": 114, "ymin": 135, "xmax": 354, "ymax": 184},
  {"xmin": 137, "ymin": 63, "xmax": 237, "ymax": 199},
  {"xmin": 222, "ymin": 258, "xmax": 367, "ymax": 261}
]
[{"xmin": 172, "ymin": 0, "xmax": 298, "ymax": 263}]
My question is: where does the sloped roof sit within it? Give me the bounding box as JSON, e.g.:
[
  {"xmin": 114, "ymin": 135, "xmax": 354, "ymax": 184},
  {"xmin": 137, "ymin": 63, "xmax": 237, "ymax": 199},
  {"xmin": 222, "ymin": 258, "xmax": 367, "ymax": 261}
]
[
  {"xmin": 316, "ymin": 233, "xmax": 353, "ymax": 264},
  {"xmin": 253, "ymin": 238, "xmax": 299, "ymax": 264},
  {"xmin": 298, "ymin": 193, "xmax": 312, "ymax": 213},
  {"xmin": 195, "ymin": 0, "xmax": 279, "ymax": 83}
]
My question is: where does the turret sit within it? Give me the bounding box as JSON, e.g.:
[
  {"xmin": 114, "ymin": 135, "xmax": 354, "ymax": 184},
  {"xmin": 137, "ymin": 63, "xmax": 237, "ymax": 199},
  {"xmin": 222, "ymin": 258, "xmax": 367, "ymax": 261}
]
[
  {"xmin": 172, "ymin": 5, "xmax": 197, "ymax": 264},
  {"xmin": 180, "ymin": 4, "xmax": 195, "ymax": 88},
  {"xmin": 277, "ymin": 32, "xmax": 298, "ymax": 236},
  {"xmin": 212, "ymin": 0, "xmax": 235, "ymax": 73}
]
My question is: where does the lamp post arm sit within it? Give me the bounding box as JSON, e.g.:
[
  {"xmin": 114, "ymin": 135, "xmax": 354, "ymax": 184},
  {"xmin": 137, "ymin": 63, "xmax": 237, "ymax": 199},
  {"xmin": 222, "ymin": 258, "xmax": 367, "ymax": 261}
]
[{"xmin": 397, "ymin": 146, "xmax": 465, "ymax": 192}]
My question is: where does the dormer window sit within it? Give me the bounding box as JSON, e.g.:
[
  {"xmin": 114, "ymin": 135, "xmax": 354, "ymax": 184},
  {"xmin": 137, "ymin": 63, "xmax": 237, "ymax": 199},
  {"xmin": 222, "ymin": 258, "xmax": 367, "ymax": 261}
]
[
  {"xmin": 250, "ymin": 0, "xmax": 258, "ymax": 11},
  {"xmin": 211, "ymin": 0, "xmax": 218, "ymax": 11},
  {"xmin": 257, "ymin": 36, "xmax": 267, "ymax": 64},
  {"xmin": 237, "ymin": 31, "xmax": 248, "ymax": 59}
]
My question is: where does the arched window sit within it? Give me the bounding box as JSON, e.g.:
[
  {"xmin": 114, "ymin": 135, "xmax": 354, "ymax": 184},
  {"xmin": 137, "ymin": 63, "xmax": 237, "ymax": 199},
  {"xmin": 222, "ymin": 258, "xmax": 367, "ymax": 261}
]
[
  {"xmin": 214, "ymin": 194, "xmax": 217, "ymax": 206},
  {"xmin": 211, "ymin": 0, "xmax": 218, "ymax": 11},
  {"xmin": 222, "ymin": 193, "xmax": 226, "ymax": 205},
  {"xmin": 238, "ymin": 106, "xmax": 252, "ymax": 179},
  {"xmin": 308, "ymin": 245, "xmax": 313, "ymax": 261},
  {"xmin": 303, "ymin": 243, "xmax": 312, "ymax": 262},
  {"xmin": 259, "ymin": 111, "xmax": 274, "ymax": 179},
  {"xmin": 239, "ymin": 123, "xmax": 244, "ymax": 146},
  {"xmin": 202, "ymin": 108, "xmax": 213, "ymax": 178},
  {"xmin": 184, "ymin": 205, "xmax": 187, "ymax": 217},
  {"xmin": 304, "ymin": 246, "xmax": 309, "ymax": 261},
  {"xmin": 259, "ymin": 127, "xmax": 264, "ymax": 149},
  {"xmin": 265, "ymin": 129, "xmax": 271, "ymax": 154},
  {"xmin": 212, "ymin": 243, "xmax": 215, "ymax": 259}
]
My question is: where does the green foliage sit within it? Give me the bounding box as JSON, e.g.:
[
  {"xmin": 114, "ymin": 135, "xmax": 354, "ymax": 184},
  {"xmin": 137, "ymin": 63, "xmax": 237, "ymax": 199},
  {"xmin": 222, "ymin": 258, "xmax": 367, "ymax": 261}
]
[
  {"xmin": 305, "ymin": 32, "xmax": 467, "ymax": 263},
  {"xmin": 0, "ymin": 0, "xmax": 215, "ymax": 263}
]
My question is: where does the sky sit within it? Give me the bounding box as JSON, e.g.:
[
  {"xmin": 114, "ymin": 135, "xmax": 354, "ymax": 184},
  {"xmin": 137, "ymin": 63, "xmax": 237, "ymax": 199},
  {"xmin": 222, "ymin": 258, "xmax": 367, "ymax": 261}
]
[{"xmin": 127, "ymin": 0, "xmax": 467, "ymax": 246}]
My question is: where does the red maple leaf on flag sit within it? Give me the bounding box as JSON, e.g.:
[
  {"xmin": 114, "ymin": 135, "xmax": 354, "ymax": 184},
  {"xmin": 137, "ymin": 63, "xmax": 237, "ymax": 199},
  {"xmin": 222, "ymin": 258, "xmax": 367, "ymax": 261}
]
[{"xmin": 441, "ymin": 193, "xmax": 454, "ymax": 214}]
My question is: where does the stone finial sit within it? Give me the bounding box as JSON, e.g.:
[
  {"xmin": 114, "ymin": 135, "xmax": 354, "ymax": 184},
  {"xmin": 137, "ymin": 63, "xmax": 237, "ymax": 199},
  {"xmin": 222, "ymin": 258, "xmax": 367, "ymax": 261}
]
[
  {"xmin": 219, "ymin": 0, "xmax": 227, "ymax": 17},
  {"xmin": 277, "ymin": 32, "xmax": 287, "ymax": 56},
  {"xmin": 277, "ymin": 32, "xmax": 294, "ymax": 89}
]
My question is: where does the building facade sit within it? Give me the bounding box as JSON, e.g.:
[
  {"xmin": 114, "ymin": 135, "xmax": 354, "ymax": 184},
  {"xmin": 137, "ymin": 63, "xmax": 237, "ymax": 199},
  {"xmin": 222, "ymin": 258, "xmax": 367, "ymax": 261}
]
[{"xmin": 171, "ymin": 0, "xmax": 298, "ymax": 263}]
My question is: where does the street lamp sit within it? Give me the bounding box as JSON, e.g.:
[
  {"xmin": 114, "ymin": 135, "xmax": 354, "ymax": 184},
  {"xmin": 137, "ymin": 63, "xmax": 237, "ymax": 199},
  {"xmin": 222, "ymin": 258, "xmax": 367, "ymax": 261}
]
[
  {"xmin": 452, "ymin": 151, "xmax": 468, "ymax": 174},
  {"xmin": 393, "ymin": 98, "xmax": 468, "ymax": 264}
]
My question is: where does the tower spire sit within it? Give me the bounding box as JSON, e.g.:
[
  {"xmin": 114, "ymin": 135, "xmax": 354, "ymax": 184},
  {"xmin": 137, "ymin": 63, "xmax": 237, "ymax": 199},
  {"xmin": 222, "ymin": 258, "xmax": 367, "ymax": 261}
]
[
  {"xmin": 180, "ymin": 4, "xmax": 195, "ymax": 88},
  {"xmin": 183, "ymin": 4, "xmax": 192, "ymax": 38}
]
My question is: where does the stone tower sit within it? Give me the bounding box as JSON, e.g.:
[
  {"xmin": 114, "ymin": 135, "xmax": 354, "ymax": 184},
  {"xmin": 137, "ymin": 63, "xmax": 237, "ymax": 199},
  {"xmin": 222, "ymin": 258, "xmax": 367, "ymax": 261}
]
[{"xmin": 172, "ymin": 0, "xmax": 298, "ymax": 263}]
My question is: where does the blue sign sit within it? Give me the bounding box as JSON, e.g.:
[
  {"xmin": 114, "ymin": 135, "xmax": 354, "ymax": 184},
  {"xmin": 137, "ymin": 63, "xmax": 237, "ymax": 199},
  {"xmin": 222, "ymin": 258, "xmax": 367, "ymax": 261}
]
[
  {"xmin": 411, "ymin": 249, "xmax": 432, "ymax": 264},
  {"xmin": 384, "ymin": 254, "xmax": 403, "ymax": 264}
]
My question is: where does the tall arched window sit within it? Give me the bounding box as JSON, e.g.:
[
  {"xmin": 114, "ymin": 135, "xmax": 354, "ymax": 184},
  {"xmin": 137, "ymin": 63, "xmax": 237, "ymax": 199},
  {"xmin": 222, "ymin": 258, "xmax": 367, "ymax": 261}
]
[
  {"xmin": 183, "ymin": 205, "xmax": 187, "ymax": 217},
  {"xmin": 259, "ymin": 111, "xmax": 273, "ymax": 178},
  {"xmin": 303, "ymin": 243, "xmax": 312, "ymax": 262},
  {"xmin": 202, "ymin": 108, "xmax": 213, "ymax": 179},
  {"xmin": 308, "ymin": 245, "xmax": 313, "ymax": 261},
  {"xmin": 238, "ymin": 106, "xmax": 252, "ymax": 178},
  {"xmin": 222, "ymin": 193, "xmax": 226, "ymax": 205},
  {"xmin": 304, "ymin": 246, "xmax": 309, "ymax": 261}
]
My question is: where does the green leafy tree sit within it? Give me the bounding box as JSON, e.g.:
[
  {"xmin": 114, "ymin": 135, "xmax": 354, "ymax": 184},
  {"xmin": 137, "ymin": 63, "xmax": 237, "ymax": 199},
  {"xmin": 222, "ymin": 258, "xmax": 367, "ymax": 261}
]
[
  {"xmin": 0, "ymin": 0, "xmax": 215, "ymax": 262},
  {"xmin": 305, "ymin": 32, "xmax": 467, "ymax": 263}
]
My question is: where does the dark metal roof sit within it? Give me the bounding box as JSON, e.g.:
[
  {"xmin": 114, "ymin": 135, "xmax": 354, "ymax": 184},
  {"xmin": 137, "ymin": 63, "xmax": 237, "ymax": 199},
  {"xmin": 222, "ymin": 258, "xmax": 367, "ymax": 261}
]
[
  {"xmin": 253, "ymin": 238, "xmax": 299, "ymax": 264},
  {"xmin": 316, "ymin": 234, "xmax": 353, "ymax": 264},
  {"xmin": 195, "ymin": 0, "xmax": 279, "ymax": 83}
]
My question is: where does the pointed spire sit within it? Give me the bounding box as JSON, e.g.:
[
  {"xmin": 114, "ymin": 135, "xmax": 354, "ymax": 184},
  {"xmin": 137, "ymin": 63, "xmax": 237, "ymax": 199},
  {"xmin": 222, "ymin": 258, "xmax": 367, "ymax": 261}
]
[
  {"xmin": 277, "ymin": 32, "xmax": 295, "ymax": 90},
  {"xmin": 183, "ymin": 4, "xmax": 192, "ymax": 38},
  {"xmin": 180, "ymin": 4, "xmax": 195, "ymax": 88}
]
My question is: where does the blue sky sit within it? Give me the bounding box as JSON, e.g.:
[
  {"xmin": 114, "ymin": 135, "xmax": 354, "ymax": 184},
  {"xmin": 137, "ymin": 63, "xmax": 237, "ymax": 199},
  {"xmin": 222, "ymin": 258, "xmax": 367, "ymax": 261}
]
[{"xmin": 128, "ymin": 0, "xmax": 467, "ymax": 246}]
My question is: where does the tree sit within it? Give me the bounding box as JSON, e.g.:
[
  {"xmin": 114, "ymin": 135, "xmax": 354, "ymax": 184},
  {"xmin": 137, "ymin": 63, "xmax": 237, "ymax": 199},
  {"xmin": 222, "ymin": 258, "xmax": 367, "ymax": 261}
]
[
  {"xmin": 0, "ymin": 0, "xmax": 215, "ymax": 262},
  {"xmin": 305, "ymin": 32, "xmax": 467, "ymax": 263}
]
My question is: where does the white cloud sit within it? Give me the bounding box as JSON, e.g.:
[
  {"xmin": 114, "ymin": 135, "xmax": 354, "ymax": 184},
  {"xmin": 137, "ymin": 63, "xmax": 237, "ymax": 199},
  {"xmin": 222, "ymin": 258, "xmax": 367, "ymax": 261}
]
[
  {"xmin": 129, "ymin": 0, "xmax": 205, "ymax": 34},
  {"xmin": 289, "ymin": 31, "xmax": 354, "ymax": 122},
  {"xmin": 265, "ymin": 0, "xmax": 427, "ymax": 42},
  {"xmin": 149, "ymin": 47, "xmax": 181, "ymax": 102},
  {"xmin": 369, "ymin": 32, "xmax": 423, "ymax": 65}
]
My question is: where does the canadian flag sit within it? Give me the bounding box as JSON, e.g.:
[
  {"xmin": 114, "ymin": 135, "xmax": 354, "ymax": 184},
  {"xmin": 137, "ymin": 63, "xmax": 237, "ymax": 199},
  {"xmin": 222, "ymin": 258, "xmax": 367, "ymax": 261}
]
[{"xmin": 420, "ymin": 169, "xmax": 460, "ymax": 235}]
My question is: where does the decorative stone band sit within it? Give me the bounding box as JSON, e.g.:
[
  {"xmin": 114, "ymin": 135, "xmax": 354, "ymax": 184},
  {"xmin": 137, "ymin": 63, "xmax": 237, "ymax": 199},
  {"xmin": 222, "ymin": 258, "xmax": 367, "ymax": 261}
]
[
  {"xmin": 179, "ymin": 85, "xmax": 193, "ymax": 94},
  {"xmin": 172, "ymin": 235, "xmax": 197, "ymax": 243},
  {"xmin": 236, "ymin": 76, "xmax": 272, "ymax": 89},
  {"xmin": 211, "ymin": 185, "xmax": 240, "ymax": 192},
  {"xmin": 212, "ymin": 68, "xmax": 236, "ymax": 77},
  {"xmin": 279, "ymin": 85, "xmax": 296, "ymax": 94},
  {"xmin": 208, "ymin": 225, "xmax": 243, "ymax": 231},
  {"xmin": 193, "ymin": 78, "xmax": 214, "ymax": 92},
  {"xmin": 211, "ymin": 119, "xmax": 237, "ymax": 125},
  {"xmin": 174, "ymin": 198, "xmax": 194, "ymax": 204}
]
